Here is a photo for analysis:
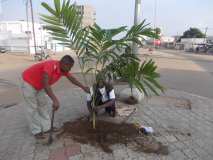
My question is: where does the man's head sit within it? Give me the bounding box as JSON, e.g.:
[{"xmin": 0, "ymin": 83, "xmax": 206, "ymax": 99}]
[
  {"xmin": 96, "ymin": 73, "xmax": 105, "ymax": 88},
  {"xmin": 60, "ymin": 55, "xmax": 74, "ymax": 73},
  {"xmin": 97, "ymin": 79, "xmax": 105, "ymax": 88}
]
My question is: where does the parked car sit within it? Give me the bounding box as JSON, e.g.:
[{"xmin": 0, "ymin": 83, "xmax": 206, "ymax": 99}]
[
  {"xmin": 0, "ymin": 47, "xmax": 7, "ymax": 53},
  {"xmin": 207, "ymin": 45, "xmax": 213, "ymax": 54},
  {"xmin": 195, "ymin": 44, "xmax": 207, "ymax": 53}
]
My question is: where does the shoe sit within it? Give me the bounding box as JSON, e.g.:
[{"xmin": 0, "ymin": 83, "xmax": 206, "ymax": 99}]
[
  {"xmin": 34, "ymin": 132, "xmax": 46, "ymax": 139},
  {"xmin": 43, "ymin": 127, "xmax": 61, "ymax": 134},
  {"xmin": 110, "ymin": 111, "xmax": 116, "ymax": 117}
]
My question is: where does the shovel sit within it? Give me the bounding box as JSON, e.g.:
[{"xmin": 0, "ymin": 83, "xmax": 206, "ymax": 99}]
[{"xmin": 47, "ymin": 109, "xmax": 55, "ymax": 145}]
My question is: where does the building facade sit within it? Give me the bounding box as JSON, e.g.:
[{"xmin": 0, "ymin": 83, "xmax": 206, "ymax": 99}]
[
  {"xmin": 0, "ymin": 5, "xmax": 96, "ymax": 54},
  {"xmin": 76, "ymin": 5, "xmax": 96, "ymax": 27},
  {"xmin": 0, "ymin": 21, "xmax": 48, "ymax": 54}
]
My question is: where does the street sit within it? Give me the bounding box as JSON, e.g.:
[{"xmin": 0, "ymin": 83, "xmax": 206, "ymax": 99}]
[
  {"xmin": 1, "ymin": 49, "xmax": 213, "ymax": 106},
  {"xmin": 141, "ymin": 49, "xmax": 213, "ymax": 99}
]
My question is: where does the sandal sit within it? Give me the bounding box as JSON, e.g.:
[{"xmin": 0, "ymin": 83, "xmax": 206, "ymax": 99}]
[
  {"xmin": 43, "ymin": 127, "xmax": 61, "ymax": 134},
  {"xmin": 34, "ymin": 132, "xmax": 46, "ymax": 139}
]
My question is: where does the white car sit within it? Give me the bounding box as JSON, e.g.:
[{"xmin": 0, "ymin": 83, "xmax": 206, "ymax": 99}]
[{"xmin": 0, "ymin": 47, "xmax": 7, "ymax": 53}]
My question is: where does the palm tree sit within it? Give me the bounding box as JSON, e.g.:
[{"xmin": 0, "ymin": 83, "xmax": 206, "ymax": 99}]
[
  {"xmin": 119, "ymin": 59, "xmax": 163, "ymax": 97},
  {"xmin": 82, "ymin": 24, "xmax": 128, "ymax": 128},
  {"xmin": 41, "ymin": 0, "xmax": 89, "ymax": 83},
  {"xmin": 41, "ymin": 0, "xmax": 162, "ymax": 129}
]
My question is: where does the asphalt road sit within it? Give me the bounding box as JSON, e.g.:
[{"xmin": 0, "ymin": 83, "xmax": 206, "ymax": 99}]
[
  {"xmin": 1, "ymin": 49, "xmax": 213, "ymax": 106},
  {"xmin": 149, "ymin": 49, "xmax": 213, "ymax": 99}
]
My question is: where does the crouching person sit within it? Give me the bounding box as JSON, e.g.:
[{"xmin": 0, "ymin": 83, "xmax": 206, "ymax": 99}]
[{"xmin": 86, "ymin": 77, "xmax": 116, "ymax": 118}]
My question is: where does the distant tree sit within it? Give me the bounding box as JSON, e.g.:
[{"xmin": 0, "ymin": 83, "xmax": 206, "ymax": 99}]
[
  {"xmin": 154, "ymin": 27, "xmax": 161, "ymax": 36},
  {"xmin": 182, "ymin": 28, "xmax": 205, "ymax": 38}
]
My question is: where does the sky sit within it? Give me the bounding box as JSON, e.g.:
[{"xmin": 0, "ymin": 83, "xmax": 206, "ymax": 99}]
[{"xmin": 0, "ymin": 0, "xmax": 213, "ymax": 36}]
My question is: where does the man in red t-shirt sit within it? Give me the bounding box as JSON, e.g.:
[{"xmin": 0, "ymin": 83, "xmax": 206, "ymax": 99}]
[{"xmin": 21, "ymin": 55, "xmax": 89, "ymax": 139}]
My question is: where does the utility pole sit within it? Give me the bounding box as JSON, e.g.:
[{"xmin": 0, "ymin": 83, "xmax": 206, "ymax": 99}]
[
  {"xmin": 0, "ymin": 1, "xmax": 2, "ymax": 15},
  {"xmin": 29, "ymin": 0, "xmax": 37, "ymax": 54},
  {"xmin": 134, "ymin": 0, "xmax": 141, "ymax": 25},
  {"xmin": 0, "ymin": 0, "xmax": 9, "ymax": 20},
  {"xmin": 133, "ymin": 0, "xmax": 141, "ymax": 54},
  {"xmin": 153, "ymin": 0, "xmax": 157, "ymax": 49},
  {"xmin": 204, "ymin": 27, "xmax": 208, "ymax": 44},
  {"xmin": 25, "ymin": 0, "xmax": 30, "ymax": 54}
]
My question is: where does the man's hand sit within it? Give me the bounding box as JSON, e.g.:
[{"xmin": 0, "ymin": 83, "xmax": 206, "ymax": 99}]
[
  {"xmin": 52, "ymin": 99, "xmax": 60, "ymax": 111},
  {"xmin": 83, "ymin": 86, "xmax": 90, "ymax": 93},
  {"xmin": 43, "ymin": 73, "xmax": 59, "ymax": 111},
  {"xmin": 92, "ymin": 106, "xmax": 99, "ymax": 112}
]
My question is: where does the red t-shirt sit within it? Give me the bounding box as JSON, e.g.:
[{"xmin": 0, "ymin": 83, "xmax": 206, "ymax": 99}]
[{"xmin": 22, "ymin": 60, "xmax": 70, "ymax": 90}]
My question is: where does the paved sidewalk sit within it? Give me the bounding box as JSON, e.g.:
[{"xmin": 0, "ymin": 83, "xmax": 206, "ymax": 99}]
[{"xmin": 0, "ymin": 86, "xmax": 213, "ymax": 160}]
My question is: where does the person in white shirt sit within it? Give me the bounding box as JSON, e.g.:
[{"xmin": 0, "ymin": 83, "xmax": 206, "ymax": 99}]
[{"xmin": 86, "ymin": 77, "xmax": 116, "ymax": 117}]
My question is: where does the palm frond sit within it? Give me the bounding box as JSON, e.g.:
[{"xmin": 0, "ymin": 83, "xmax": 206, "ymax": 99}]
[{"xmin": 41, "ymin": 0, "xmax": 86, "ymax": 53}]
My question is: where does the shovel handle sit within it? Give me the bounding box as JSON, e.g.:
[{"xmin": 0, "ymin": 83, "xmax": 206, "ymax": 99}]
[
  {"xmin": 50, "ymin": 109, "xmax": 55, "ymax": 129},
  {"xmin": 48, "ymin": 109, "xmax": 55, "ymax": 145}
]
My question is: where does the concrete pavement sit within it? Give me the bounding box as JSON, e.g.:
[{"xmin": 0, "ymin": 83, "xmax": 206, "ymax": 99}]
[{"xmin": 0, "ymin": 86, "xmax": 213, "ymax": 160}]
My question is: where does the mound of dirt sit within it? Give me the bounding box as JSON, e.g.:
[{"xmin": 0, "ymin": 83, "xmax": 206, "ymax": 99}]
[{"xmin": 58, "ymin": 120, "xmax": 168, "ymax": 155}]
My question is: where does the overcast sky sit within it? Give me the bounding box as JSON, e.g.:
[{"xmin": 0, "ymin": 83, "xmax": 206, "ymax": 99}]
[{"xmin": 0, "ymin": 0, "xmax": 213, "ymax": 36}]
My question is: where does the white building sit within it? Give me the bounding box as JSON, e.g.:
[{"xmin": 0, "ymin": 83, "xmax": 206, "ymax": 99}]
[
  {"xmin": 76, "ymin": 5, "xmax": 96, "ymax": 27},
  {"xmin": 0, "ymin": 21, "xmax": 46, "ymax": 54},
  {"xmin": 161, "ymin": 36, "xmax": 175, "ymax": 43},
  {"xmin": 0, "ymin": 21, "xmax": 67, "ymax": 54},
  {"xmin": 180, "ymin": 38, "xmax": 206, "ymax": 51},
  {"xmin": 0, "ymin": 5, "xmax": 96, "ymax": 54}
]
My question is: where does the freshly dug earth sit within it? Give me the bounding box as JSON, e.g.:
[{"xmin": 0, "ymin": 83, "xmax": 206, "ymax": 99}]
[{"xmin": 58, "ymin": 120, "xmax": 168, "ymax": 155}]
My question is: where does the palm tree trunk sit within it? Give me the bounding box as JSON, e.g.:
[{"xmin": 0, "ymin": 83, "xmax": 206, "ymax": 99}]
[
  {"xmin": 130, "ymin": 84, "xmax": 133, "ymax": 97},
  {"xmin": 91, "ymin": 63, "xmax": 99, "ymax": 129}
]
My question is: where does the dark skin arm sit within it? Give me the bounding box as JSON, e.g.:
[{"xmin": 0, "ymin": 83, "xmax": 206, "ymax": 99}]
[
  {"xmin": 67, "ymin": 74, "xmax": 90, "ymax": 93},
  {"xmin": 42, "ymin": 73, "xmax": 59, "ymax": 111},
  {"xmin": 93, "ymin": 99, "xmax": 116, "ymax": 111},
  {"xmin": 87, "ymin": 101, "xmax": 93, "ymax": 114}
]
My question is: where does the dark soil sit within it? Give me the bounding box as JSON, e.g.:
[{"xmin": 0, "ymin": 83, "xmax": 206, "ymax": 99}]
[
  {"xmin": 58, "ymin": 120, "xmax": 169, "ymax": 155},
  {"xmin": 124, "ymin": 96, "xmax": 138, "ymax": 105}
]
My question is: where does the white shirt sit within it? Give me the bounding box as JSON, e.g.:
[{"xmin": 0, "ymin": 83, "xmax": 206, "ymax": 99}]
[{"xmin": 86, "ymin": 86, "xmax": 115, "ymax": 103}]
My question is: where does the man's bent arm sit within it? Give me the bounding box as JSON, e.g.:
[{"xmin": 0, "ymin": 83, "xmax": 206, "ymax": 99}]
[
  {"xmin": 42, "ymin": 73, "xmax": 58, "ymax": 103},
  {"xmin": 96, "ymin": 99, "xmax": 115, "ymax": 110},
  {"xmin": 67, "ymin": 74, "xmax": 89, "ymax": 92}
]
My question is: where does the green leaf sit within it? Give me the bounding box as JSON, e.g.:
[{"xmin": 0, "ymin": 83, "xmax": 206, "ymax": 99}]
[
  {"xmin": 41, "ymin": 2, "xmax": 57, "ymax": 16},
  {"xmin": 143, "ymin": 80, "xmax": 159, "ymax": 96},
  {"xmin": 84, "ymin": 68, "xmax": 95, "ymax": 74},
  {"xmin": 40, "ymin": 14, "xmax": 59, "ymax": 22},
  {"xmin": 41, "ymin": 18, "xmax": 61, "ymax": 27},
  {"xmin": 54, "ymin": 0, "xmax": 61, "ymax": 14}
]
